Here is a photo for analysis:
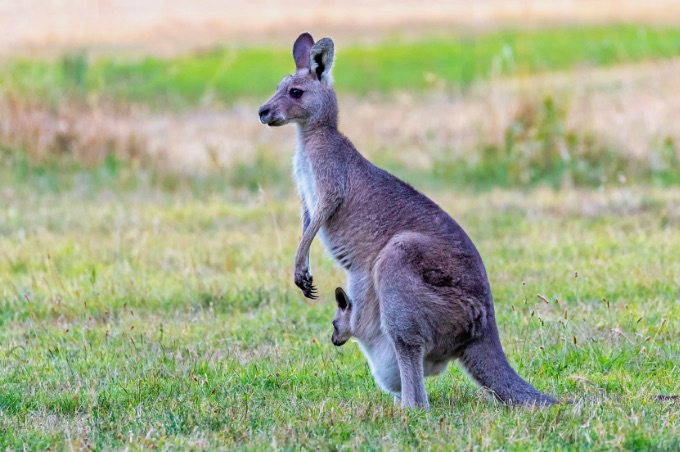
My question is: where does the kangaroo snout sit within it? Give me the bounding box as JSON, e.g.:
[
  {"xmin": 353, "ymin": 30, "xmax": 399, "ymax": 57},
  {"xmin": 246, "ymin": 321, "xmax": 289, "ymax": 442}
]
[
  {"xmin": 331, "ymin": 334, "xmax": 347, "ymax": 347},
  {"xmin": 258, "ymin": 105, "xmax": 271, "ymax": 124},
  {"xmin": 258, "ymin": 104, "xmax": 288, "ymax": 126}
]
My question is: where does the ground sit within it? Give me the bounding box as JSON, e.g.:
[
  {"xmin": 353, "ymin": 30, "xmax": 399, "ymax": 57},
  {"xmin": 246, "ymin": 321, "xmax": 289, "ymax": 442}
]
[{"xmin": 1, "ymin": 172, "xmax": 678, "ymax": 449}]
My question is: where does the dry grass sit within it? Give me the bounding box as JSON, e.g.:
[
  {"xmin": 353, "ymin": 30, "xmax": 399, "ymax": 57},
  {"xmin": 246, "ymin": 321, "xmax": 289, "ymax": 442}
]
[
  {"xmin": 3, "ymin": 1, "xmax": 680, "ymax": 57},
  {"xmin": 3, "ymin": 59, "xmax": 678, "ymax": 173},
  {"xmin": 0, "ymin": 95, "xmax": 148, "ymax": 166}
]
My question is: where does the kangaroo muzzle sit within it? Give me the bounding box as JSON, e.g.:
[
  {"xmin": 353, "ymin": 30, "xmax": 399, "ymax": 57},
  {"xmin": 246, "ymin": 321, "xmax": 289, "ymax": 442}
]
[
  {"xmin": 258, "ymin": 105, "xmax": 272, "ymax": 124},
  {"xmin": 332, "ymin": 334, "xmax": 348, "ymax": 347},
  {"xmin": 258, "ymin": 104, "xmax": 287, "ymax": 126}
]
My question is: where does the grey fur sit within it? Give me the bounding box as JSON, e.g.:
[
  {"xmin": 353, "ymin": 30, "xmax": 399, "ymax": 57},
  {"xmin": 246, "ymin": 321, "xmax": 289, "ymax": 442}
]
[
  {"xmin": 331, "ymin": 287, "xmax": 352, "ymax": 346},
  {"xmin": 310, "ymin": 38, "xmax": 335, "ymax": 86},
  {"xmin": 258, "ymin": 32, "xmax": 557, "ymax": 409}
]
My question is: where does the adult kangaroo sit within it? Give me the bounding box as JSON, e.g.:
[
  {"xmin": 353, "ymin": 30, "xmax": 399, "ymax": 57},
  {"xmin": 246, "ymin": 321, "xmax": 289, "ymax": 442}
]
[{"xmin": 258, "ymin": 32, "xmax": 556, "ymax": 409}]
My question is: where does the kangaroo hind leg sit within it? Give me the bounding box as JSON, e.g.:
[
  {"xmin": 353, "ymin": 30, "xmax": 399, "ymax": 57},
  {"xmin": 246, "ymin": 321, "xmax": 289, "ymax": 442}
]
[
  {"xmin": 393, "ymin": 340, "xmax": 428, "ymax": 409},
  {"xmin": 375, "ymin": 233, "xmax": 440, "ymax": 409}
]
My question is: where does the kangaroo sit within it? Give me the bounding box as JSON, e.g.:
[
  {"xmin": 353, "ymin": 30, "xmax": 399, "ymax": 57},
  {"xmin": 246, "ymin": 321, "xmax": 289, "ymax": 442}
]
[
  {"xmin": 331, "ymin": 287, "xmax": 352, "ymax": 347},
  {"xmin": 258, "ymin": 32, "xmax": 557, "ymax": 409},
  {"xmin": 332, "ymin": 286, "xmax": 445, "ymax": 403}
]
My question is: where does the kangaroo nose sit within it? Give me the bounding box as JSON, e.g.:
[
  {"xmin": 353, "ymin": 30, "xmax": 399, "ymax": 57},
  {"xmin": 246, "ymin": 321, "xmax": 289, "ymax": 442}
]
[{"xmin": 258, "ymin": 105, "xmax": 270, "ymax": 123}]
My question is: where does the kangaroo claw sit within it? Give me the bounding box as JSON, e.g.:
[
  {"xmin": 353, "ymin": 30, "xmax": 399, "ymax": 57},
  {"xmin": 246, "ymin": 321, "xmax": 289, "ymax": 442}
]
[{"xmin": 294, "ymin": 268, "xmax": 317, "ymax": 299}]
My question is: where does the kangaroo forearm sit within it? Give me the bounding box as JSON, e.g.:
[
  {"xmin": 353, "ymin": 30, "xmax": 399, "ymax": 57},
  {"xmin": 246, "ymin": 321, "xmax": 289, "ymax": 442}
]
[
  {"xmin": 294, "ymin": 215, "xmax": 324, "ymax": 267},
  {"xmin": 301, "ymin": 201, "xmax": 311, "ymax": 234},
  {"xmin": 295, "ymin": 197, "xmax": 341, "ymax": 267},
  {"xmin": 302, "ymin": 208, "xmax": 311, "ymax": 267}
]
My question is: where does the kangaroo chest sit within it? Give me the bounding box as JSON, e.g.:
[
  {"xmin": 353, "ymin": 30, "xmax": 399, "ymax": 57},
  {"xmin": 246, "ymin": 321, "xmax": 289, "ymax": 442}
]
[
  {"xmin": 292, "ymin": 147, "xmax": 319, "ymax": 217},
  {"xmin": 293, "ymin": 145, "xmax": 353, "ymax": 267}
]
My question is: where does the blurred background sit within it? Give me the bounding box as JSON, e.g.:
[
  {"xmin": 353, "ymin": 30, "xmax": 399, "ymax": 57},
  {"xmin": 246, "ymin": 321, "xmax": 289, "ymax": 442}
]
[{"xmin": 1, "ymin": 0, "xmax": 679, "ymax": 187}]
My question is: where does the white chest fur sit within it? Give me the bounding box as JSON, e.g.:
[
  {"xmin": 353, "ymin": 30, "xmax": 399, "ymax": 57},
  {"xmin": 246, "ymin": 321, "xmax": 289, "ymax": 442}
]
[{"xmin": 292, "ymin": 145, "xmax": 318, "ymax": 217}]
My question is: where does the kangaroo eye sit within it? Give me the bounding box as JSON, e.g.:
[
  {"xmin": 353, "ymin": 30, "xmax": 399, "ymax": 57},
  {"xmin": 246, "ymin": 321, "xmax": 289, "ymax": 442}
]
[{"xmin": 289, "ymin": 88, "xmax": 303, "ymax": 99}]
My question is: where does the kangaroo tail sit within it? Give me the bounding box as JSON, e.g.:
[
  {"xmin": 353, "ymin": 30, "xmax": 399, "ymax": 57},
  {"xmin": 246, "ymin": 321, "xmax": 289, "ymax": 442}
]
[{"xmin": 459, "ymin": 322, "xmax": 556, "ymax": 406}]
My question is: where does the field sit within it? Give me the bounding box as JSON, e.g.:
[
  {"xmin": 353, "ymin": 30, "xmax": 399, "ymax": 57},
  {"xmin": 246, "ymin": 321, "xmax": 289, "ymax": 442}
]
[
  {"xmin": 1, "ymin": 171, "xmax": 679, "ymax": 449},
  {"xmin": 1, "ymin": 2, "xmax": 680, "ymax": 449}
]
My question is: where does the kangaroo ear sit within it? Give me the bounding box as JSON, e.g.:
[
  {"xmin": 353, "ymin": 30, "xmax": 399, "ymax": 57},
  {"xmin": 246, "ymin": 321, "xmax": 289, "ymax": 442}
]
[
  {"xmin": 293, "ymin": 32, "xmax": 314, "ymax": 71},
  {"xmin": 335, "ymin": 287, "xmax": 350, "ymax": 310},
  {"xmin": 310, "ymin": 37, "xmax": 335, "ymax": 86}
]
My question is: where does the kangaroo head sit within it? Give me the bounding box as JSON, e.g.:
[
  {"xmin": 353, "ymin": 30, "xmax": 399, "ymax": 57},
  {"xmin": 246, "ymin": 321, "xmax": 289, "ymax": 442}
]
[
  {"xmin": 258, "ymin": 32, "xmax": 338, "ymax": 128},
  {"xmin": 331, "ymin": 287, "xmax": 352, "ymax": 347}
]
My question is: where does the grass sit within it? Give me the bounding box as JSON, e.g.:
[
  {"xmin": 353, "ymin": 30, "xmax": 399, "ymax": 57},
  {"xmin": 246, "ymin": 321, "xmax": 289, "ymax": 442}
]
[
  {"xmin": 1, "ymin": 25, "xmax": 679, "ymax": 108},
  {"xmin": 0, "ymin": 160, "xmax": 679, "ymax": 449}
]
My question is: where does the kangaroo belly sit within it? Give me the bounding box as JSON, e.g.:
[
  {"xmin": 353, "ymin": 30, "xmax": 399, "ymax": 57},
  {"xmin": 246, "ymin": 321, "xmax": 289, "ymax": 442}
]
[
  {"xmin": 321, "ymin": 211, "xmax": 379, "ymax": 271},
  {"xmin": 357, "ymin": 334, "xmax": 402, "ymax": 394},
  {"xmin": 423, "ymin": 359, "xmax": 450, "ymax": 377},
  {"xmin": 322, "ymin": 232, "xmax": 355, "ymax": 270}
]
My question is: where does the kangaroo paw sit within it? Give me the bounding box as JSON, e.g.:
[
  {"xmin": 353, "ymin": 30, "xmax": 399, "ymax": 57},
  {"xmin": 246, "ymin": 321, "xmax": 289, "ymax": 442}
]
[{"xmin": 294, "ymin": 269, "xmax": 317, "ymax": 299}]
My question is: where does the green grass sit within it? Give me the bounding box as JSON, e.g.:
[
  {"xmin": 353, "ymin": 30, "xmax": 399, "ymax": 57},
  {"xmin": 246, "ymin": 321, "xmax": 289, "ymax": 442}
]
[
  {"xmin": 1, "ymin": 162, "xmax": 678, "ymax": 449},
  {"xmin": 0, "ymin": 150, "xmax": 290, "ymax": 199},
  {"xmin": 2, "ymin": 25, "xmax": 679, "ymax": 107}
]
